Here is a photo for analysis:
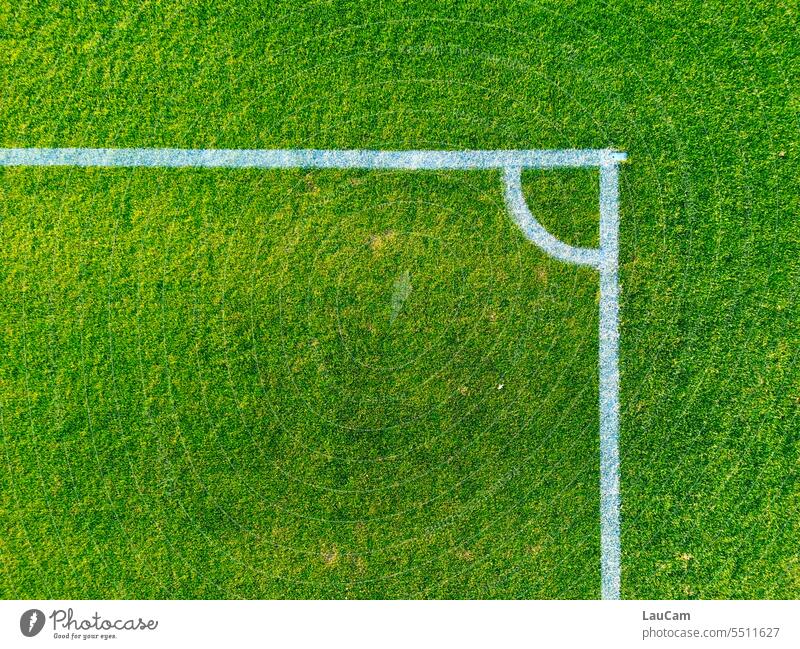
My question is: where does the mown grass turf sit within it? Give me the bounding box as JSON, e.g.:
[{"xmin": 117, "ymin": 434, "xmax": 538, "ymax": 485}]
[{"xmin": 0, "ymin": 1, "xmax": 797, "ymax": 599}]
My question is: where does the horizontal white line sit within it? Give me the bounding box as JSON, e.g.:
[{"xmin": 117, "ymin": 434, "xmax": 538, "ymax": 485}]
[{"xmin": 0, "ymin": 148, "xmax": 627, "ymax": 169}]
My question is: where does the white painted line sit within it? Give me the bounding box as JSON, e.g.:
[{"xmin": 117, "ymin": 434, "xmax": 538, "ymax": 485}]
[
  {"xmin": 0, "ymin": 147, "xmax": 625, "ymax": 170},
  {"xmin": 502, "ymin": 167, "xmax": 600, "ymax": 267},
  {"xmin": 598, "ymin": 161, "xmax": 621, "ymax": 600},
  {"xmin": 0, "ymin": 146, "xmax": 624, "ymax": 599}
]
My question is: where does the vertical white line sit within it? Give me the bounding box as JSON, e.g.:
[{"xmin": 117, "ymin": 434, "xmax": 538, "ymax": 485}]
[{"xmin": 599, "ymin": 161, "xmax": 621, "ymax": 600}]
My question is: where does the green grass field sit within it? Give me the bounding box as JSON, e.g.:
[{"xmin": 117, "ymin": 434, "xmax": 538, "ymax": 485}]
[{"xmin": 0, "ymin": 1, "xmax": 797, "ymax": 599}]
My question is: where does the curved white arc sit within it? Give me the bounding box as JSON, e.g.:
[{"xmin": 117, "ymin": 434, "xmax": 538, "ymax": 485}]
[{"xmin": 502, "ymin": 167, "xmax": 601, "ymax": 268}]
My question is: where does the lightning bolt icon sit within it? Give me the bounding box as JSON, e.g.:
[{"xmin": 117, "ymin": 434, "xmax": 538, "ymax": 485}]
[{"xmin": 28, "ymin": 611, "xmax": 38, "ymax": 632}]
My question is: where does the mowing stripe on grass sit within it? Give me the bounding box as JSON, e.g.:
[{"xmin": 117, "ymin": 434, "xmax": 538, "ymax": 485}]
[{"xmin": 0, "ymin": 146, "xmax": 625, "ymax": 599}]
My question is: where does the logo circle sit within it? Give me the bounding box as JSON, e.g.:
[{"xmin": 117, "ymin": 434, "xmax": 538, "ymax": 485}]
[{"xmin": 20, "ymin": 609, "xmax": 45, "ymax": 637}]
